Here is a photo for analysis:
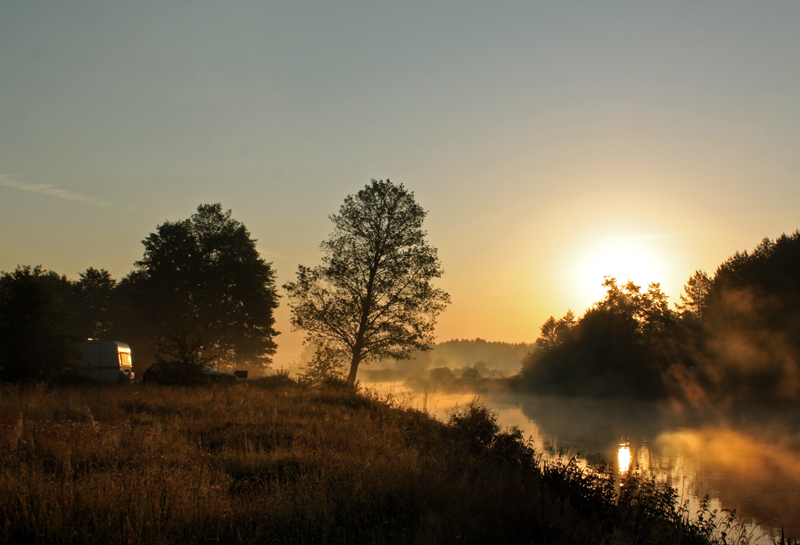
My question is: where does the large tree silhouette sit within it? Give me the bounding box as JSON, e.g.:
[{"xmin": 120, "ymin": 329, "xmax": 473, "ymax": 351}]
[
  {"xmin": 71, "ymin": 267, "xmax": 117, "ymax": 340},
  {"xmin": 284, "ymin": 179, "xmax": 450, "ymax": 386},
  {"xmin": 0, "ymin": 266, "xmax": 78, "ymax": 380},
  {"xmin": 120, "ymin": 204, "xmax": 279, "ymax": 371}
]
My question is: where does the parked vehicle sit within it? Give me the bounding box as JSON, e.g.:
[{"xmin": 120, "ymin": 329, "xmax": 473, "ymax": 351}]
[
  {"xmin": 141, "ymin": 362, "xmax": 237, "ymax": 385},
  {"xmin": 76, "ymin": 340, "xmax": 135, "ymax": 384}
]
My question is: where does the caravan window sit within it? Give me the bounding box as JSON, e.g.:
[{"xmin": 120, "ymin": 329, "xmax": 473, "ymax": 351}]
[{"xmin": 119, "ymin": 352, "xmax": 132, "ymax": 368}]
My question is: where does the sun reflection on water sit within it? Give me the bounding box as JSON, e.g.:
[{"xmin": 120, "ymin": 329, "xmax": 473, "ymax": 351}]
[{"xmin": 618, "ymin": 443, "xmax": 632, "ymax": 474}]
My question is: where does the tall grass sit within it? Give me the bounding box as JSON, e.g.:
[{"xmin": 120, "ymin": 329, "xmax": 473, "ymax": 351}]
[{"xmin": 0, "ymin": 381, "xmax": 757, "ymax": 544}]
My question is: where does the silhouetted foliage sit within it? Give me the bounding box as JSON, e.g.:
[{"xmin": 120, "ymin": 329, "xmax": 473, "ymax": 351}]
[
  {"xmin": 119, "ymin": 204, "xmax": 279, "ymax": 372},
  {"xmin": 693, "ymin": 230, "xmax": 800, "ymax": 403},
  {"xmin": 149, "ymin": 326, "xmax": 215, "ymax": 385},
  {"xmin": 535, "ymin": 310, "xmax": 575, "ymax": 350},
  {"xmin": 461, "ymin": 366, "xmax": 482, "ymax": 380},
  {"xmin": 297, "ymin": 343, "xmax": 347, "ymax": 385},
  {"xmin": 676, "ymin": 270, "xmax": 713, "ymax": 322},
  {"xmin": 522, "ymin": 230, "xmax": 800, "ymax": 405},
  {"xmin": 0, "ymin": 266, "xmax": 79, "ymax": 381},
  {"xmin": 713, "ymin": 233, "xmax": 800, "ymax": 295},
  {"xmin": 448, "ymin": 399, "xmax": 535, "ymax": 469},
  {"xmin": 284, "ymin": 180, "xmax": 450, "ymax": 387},
  {"xmin": 1, "ymin": 206, "xmax": 278, "ymax": 380},
  {"xmin": 71, "ymin": 267, "xmax": 117, "ymax": 340},
  {"xmin": 522, "ymin": 279, "xmax": 676, "ymax": 399},
  {"xmin": 428, "ymin": 366, "xmax": 456, "ymax": 385}
]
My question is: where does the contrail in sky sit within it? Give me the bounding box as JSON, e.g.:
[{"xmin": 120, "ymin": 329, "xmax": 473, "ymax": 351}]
[{"xmin": 0, "ymin": 173, "xmax": 114, "ymax": 208}]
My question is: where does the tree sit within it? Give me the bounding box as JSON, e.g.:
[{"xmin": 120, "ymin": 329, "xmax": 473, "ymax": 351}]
[
  {"xmin": 0, "ymin": 266, "xmax": 79, "ymax": 381},
  {"xmin": 712, "ymin": 231, "xmax": 800, "ymax": 297},
  {"xmin": 675, "ymin": 270, "xmax": 712, "ymax": 322},
  {"xmin": 150, "ymin": 326, "xmax": 216, "ymax": 385},
  {"xmin": 521, "ymin": 278, "xmax": 676, "ymax": 399},
  {"xmin": 693, "ymin": 231, "xmax": 800, "ymax": 402},
  {"xmin": 298, "ymin": 343, "xmax": 347, "ymax": 385},
  {"xmin": 638, "ymin": 282, "xmax": 676, "ymax": 343},
  {"xmin": 120, "ymin": 204, "xmax": 279, "ymax": 371},
  {"xmin": 594, "ymin": 277, "xmax": 643, "ymax": 338},
  {"xmin": 284, "ymin": 179, "xmax": 450, "ymax": 386},
  {"xmin": 594, "ymin": 277, "xmax": 675, "ymax": 341},
  {"xmin": 429, "ymin": 366, "xmax": 456, "ymax": 385},
  {"xmin": 534, "ymin": 310, "xmax": 575, "ymax": 350},
  {"xmin": 461, "ymin": 366, "xmax": 482, "ymax": 380},
  {"xmin": 71, "ymin": 267, "xmax": 117, "ymax": 339}
]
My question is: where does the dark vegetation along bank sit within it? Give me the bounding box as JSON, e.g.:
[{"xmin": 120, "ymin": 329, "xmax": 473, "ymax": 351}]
[
  {"xmin": 519, "ymin": 231, "xmax": 800, "ymax": 405},
  {"xmin": 0, "ymin": 380, "xmax": 755, "ymax": 545}
]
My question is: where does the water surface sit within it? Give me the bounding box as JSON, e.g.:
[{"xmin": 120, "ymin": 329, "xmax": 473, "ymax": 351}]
[{"xmin": 371, "ymin": 383, "xmax": 800, "ymax": 541}]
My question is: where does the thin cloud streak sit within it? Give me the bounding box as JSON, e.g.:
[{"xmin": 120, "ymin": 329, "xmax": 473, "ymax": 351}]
[
  {"xmin": 260, "ymin": 250, "xmax": 288, "ymax": 259},
  {"xmin": 0, "ymin": 173, "xmax": 115, "ymax": 208}
]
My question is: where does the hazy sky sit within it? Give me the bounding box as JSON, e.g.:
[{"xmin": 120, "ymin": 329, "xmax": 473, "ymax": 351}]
[{"xmin": 2, "ymin": 1, "xmax": 799, "ymax": 364}]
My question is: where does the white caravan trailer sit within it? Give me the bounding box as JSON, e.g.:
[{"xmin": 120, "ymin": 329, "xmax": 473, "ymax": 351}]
[{"xmin": 77, "ymin": 340, "xmax": 135, "ymax": 384}]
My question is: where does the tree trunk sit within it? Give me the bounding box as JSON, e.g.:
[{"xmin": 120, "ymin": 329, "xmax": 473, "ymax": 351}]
[
  {"xmin": 346, "ymin": 351, "xmax": 361, "ymax": 387},
  {"xmin": 346, "ymin": 259, "xmax": 378, "ymax": 387}
]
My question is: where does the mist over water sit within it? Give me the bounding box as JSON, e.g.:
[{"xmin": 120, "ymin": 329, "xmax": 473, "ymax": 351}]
[
  {"xmin": 513, "ymin": 395, "xmax": 800, "ymax": 541},
  {"xmin": 368, "ymin": 382, "xmax": 800, "ymax": 541}
]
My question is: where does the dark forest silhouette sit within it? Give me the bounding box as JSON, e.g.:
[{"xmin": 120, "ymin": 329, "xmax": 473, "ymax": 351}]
[
  {"xmin": 520, "ymin": 230, "xmax": 800, "ymax": 405},
  {"xmin": 0, "ymin": 204, "xmax": 279, "ymax": 381}
]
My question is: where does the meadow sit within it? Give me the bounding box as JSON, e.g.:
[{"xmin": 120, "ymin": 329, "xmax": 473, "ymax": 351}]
[{"xmin": 0, "ymin": 378, "xmax": 757, "ymax": 544}]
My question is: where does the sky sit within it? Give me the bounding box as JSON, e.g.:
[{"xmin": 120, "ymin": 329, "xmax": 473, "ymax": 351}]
[{"xmin": 1, "ymin": 0, "xmax": 799, "ymax": 365}]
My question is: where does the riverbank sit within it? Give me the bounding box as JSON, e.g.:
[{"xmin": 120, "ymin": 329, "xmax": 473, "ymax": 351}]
[{"xmin": 0, "ymin": 380, "xmax": 751, "ymax": 544}]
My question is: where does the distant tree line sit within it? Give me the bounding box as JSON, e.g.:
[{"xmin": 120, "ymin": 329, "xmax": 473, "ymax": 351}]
[
  {"xmin": 0, "ymin": 204, "xmax": 279, "ymax": 381},
  {"xmin": 520, "ymin": 231, "xmax": 800, "ymax": 405}
]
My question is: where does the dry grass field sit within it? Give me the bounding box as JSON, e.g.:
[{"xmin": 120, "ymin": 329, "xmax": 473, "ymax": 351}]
[{"xmin": 0, "ymin": 379, "xmax": 751, "ymax": 545}]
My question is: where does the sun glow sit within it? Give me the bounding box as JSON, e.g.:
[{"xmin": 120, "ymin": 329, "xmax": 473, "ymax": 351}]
[
  {"xmin": 618, "ymin": 443, "xmax": 632, "ymax": 474},
  {"xmin": 566, "ymin": 236, "xmax": 667, "ymax": 307}
]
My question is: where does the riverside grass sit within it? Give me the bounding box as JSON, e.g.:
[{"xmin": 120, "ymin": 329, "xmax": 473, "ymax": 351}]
[{"xmin": 0, "ymin": 379, "xmax": 753, "ymax": 545}]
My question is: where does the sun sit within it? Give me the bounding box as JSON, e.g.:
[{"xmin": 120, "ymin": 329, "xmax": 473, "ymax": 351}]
[
  {"xmin": 584, "ymin": 243, "xmax": 660, "ymax": 286},
  {"xmin": 564, "ymin": 237, "xmax": 666, "ymax": 308}
]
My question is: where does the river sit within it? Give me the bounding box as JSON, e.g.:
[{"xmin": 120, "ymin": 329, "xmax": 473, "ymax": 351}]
[{"xmin": 368, "ymin": 383, "xmax": 800, "ymax": 542}]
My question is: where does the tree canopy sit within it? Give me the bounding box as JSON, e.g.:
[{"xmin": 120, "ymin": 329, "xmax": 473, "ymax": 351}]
[
  {"xmin": 521, "ymin": 279, "xmax": 674, "ymax": 398},
  {"xmin": 0, "ymin": 266, "xmax": 78, "ymax": 381},
  {"xmin": 71, "ymin": 267, "xmax": 117, "ymax": 340},
  {"xmin": 284, "ymin": 179, "xmax": 450, "ymax": 386},
  {"xmin": 120, "ymin": 204, "xmax": 279, "ymax": 371},
  {"xmin": 675, "ymin": 270, "xmax": 712, "ymax": 322}
]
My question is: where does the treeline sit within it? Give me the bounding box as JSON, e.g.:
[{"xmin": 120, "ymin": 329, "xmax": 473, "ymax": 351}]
[
  {"xmin": 361, "ymin": 338, "xmax": 534, "ymax": 383},
  {"xmin": 0, "ymin": 204, "xmax": 279, "ymax": 381},
  {"xmin": 430, "ymin": 338, "xmax": 534, "ymax": 374},
  {"xmin": 521, "ymin": 230, "xmax": 800, "ymax": 405}
]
